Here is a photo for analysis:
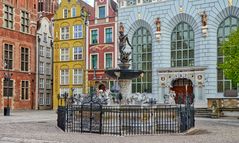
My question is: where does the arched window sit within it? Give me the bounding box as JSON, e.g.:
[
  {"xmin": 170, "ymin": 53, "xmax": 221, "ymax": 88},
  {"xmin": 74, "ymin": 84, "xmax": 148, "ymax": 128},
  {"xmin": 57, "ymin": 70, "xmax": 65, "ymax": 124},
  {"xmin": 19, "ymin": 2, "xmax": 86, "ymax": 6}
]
[
  {"xmin": 132, "ymin": 27, "xmax": 152, "ymax": 93},
  {"xmin": 171, "ymin": 22, "xmax": 194, "ymax": 67},
  {"xmin": 217, "ymin": 16, "xmax": 239, "ymax": 92}
]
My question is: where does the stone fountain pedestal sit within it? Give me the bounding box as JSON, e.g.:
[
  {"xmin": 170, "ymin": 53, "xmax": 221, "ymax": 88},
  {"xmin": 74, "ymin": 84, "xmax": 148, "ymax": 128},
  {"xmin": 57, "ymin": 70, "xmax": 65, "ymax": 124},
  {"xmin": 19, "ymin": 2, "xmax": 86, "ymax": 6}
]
[{"xmin": 118, "ymin": 80, "xmax": 132, "ymax": 97}]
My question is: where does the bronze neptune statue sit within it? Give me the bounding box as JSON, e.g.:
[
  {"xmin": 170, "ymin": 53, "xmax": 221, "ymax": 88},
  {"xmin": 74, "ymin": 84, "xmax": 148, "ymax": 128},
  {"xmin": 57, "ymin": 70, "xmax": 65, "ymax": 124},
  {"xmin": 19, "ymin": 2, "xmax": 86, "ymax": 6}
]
[{"xmin": 118, "ymin": 22, "xmax": 133, "ymax": 65}]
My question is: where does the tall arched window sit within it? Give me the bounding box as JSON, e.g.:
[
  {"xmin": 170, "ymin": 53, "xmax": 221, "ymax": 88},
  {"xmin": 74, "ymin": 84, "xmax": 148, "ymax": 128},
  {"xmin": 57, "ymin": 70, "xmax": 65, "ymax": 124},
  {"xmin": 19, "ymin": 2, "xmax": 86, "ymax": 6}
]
[
  {"xmin": 171, "ymin": 22, "xmax": 194, "ymax": 67},
  {"xmin": 217, "ymin": 16, "xmax": 239, "ymax": 92},
  {"xmin": 132, "ymin": 27, "xmax": 152, "ymax": 93}
]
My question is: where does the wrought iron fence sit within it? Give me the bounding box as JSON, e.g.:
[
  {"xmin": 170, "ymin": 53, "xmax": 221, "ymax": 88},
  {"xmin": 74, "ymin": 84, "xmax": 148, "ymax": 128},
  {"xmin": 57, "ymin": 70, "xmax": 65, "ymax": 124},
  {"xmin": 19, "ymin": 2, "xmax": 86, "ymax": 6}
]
[{"xmin": 57, "ymin": 96, "xmax": 194, "ymax": 136}]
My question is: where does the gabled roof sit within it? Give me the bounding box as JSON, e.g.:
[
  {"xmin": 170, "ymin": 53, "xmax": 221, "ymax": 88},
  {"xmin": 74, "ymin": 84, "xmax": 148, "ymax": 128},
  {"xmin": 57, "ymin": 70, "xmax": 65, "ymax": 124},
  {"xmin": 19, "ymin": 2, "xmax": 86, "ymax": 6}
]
[{"xmin": 77, "ymin": 0, "xmax": 94, "ymax": 16}]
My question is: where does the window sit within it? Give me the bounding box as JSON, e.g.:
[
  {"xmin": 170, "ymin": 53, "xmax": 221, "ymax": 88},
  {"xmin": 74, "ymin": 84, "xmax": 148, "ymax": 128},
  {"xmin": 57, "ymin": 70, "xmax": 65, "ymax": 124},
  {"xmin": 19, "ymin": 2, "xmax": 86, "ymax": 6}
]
[
  {"xmin": 60, "ymin": 48, "xmax": 69, "ymax": 61},
  {"xmin": 46, "ymin": 63, "xmax": 51, "ymax": 75},
  {"xmin": 73, "ymin": 47, "xmax": 83, "ymax": 60},
  {"xmin": 73, "ymin": 69, "xmax": 83, "ymax": 84},
  {"xmin": 61, "ymin": 27, "xmax": 69, "ymax": 40},
  {"xmin": 4, "ymin": 44, "xmax": 13, "ymax": 69},
  {"xmin": 39, "ymin": 93, "xmax": 44, "ymax": 105},
  {"xmin": 21, "ymin": 11, "xmax": 29, "ymax": 33},
  {"xmin": 105, "ymin": 53, "xmax": 112, "ymax": 69},
  {"xmin": 40, "ymin": 46, "xmax": 44, "ymax": 56},
  {"xmin": 46, "ymin": 47, "xmax": 51, "ymax": 58},
  {"xmin": 21, "ymin": 81, "xmax": 29, "ymax": 100},
  {"xmin": 60, "ymin": 69, "xmax": 69, "ymax": 85},
  {"xmin": 217, "ymin": 16, "xmax": 239, "ymax": 93},
  {"xmin": 132, "ymin": 27, "xmax": 152, "ymax": 93},
  {"xmin": 3, "ymin": 79, "xmax": 13, "ymax": 97},
  {"xmin": 4, "ymin": 5, "xmax": 14, "ymax": 29},
  {"xmin": 72, "ymin": 88, "xmax": 83, "ymax": 96},
  {"xmin": 43, "ymin": 33, "xmax": 47, "ymax": 42},
  {"xmin": 105, "ymin": 28, "xmax": 112, "ymax": 43},
  {"xmin": 21, "ymin": 47, "xmax": 29, "ymax": 71},
  {"xmin": 46, "ymin": 79, "xmax": 51, "ymax": 89},
  {"xmin": 38, "ymin": 1, "xmax": 43, "ymax": 12},
  {"xmin": 39, "ymin": 78, "xmax": 44, "ymax": 89},
  {"xmin": 171, "ymin": 22, "xmax": 194, "ymax": 67},
  {"xmin": 91, "ymin": 55, "xmax": 98, "ymax": 69},
  {"xmin": 60, "ymin": 88, "xmax": 69, "ymax": 98},
  {"xmin": 73, "ymin": 25, "xmax": 83, "ymax": 39},
  {"xmin": 46, "ymin": 93, "xmax": 51, "ymax": 105},
  {"xmin": 91, "ymin": 30, "xmax": 98, "ymax": 44},
  {"xmin": 99, "ymin": 6, "xmax": 105, "ymax": 18},
  {"xmin": 39, "ymin": 62, "xmax": 44, "ymax": 74},
  {"xmin": 71, "ymin": 7, "xmax": 76, "ymax": 17},
  {"xmin": 63, "ymin": 9, "xmax": 68, "ymax": 18}
]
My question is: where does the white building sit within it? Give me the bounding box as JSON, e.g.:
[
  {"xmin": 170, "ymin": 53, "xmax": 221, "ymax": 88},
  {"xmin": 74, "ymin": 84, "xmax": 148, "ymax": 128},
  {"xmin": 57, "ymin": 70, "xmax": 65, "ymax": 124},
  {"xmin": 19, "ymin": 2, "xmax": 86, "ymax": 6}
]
[{"xmin": 118, "ymin": 0, "xmax": 239, "ymax": 107}]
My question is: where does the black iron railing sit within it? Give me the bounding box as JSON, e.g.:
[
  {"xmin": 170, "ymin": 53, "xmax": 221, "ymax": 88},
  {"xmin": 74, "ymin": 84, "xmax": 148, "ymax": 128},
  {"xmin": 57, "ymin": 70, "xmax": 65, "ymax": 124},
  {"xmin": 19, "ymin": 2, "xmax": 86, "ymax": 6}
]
[{"xmin": 57, "ymin": 98, "xmax": 194, "ymax": 135}]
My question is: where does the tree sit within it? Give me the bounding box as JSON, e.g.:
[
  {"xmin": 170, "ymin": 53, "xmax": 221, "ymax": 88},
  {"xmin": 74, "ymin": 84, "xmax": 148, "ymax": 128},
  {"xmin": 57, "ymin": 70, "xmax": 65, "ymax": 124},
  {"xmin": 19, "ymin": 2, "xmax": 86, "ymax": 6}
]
[{"xmin": 219, "ymin": 27, "xmax": 239, "ymax": 87}]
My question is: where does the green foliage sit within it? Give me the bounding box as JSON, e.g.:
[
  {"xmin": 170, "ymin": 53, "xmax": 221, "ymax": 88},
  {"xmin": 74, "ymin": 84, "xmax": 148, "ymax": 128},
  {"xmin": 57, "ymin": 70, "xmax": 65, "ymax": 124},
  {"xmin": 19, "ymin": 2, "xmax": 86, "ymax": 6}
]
[{"xmin": 219, "ymin": 27, "xmax": 239, "ymax": 85}]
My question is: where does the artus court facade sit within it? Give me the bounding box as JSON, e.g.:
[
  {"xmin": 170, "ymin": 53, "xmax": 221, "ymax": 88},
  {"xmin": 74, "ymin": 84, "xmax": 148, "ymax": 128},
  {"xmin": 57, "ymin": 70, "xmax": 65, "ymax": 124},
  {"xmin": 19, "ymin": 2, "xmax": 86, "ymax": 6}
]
[{"xmin": 118, "ymin": 0, "xmax": 239, "ymax": 107}]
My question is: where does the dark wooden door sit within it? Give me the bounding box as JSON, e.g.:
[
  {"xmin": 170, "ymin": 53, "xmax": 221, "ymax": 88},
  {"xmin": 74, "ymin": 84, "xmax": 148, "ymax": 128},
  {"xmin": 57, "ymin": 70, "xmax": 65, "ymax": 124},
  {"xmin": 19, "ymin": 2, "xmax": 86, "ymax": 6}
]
[{"xmin": 171, "ymin": 78, "xmax": 194, "ymax": 104}]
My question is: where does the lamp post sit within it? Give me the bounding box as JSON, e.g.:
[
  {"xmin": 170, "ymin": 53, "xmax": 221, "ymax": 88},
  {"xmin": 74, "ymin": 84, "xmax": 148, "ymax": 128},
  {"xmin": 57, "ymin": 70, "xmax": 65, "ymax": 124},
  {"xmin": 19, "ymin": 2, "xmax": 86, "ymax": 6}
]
[{"xmin": 4, "ymin": 59, "xmax": 12, "ymax": 116}]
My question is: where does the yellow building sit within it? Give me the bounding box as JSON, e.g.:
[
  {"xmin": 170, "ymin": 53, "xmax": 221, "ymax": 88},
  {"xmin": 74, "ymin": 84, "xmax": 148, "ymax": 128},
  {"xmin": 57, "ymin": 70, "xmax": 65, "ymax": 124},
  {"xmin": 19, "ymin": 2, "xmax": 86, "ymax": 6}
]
[{"xmin": 53, "ymin": 0, "xmax": 93, "ymax": 109}]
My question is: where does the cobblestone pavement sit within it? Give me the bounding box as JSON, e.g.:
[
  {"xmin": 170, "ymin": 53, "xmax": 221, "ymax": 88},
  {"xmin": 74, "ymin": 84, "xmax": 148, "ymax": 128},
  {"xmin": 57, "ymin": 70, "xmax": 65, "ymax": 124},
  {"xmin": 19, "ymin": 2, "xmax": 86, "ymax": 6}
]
[{"xmin": 0, "ymin": 111, "xmax": 239, "ymax": 143}]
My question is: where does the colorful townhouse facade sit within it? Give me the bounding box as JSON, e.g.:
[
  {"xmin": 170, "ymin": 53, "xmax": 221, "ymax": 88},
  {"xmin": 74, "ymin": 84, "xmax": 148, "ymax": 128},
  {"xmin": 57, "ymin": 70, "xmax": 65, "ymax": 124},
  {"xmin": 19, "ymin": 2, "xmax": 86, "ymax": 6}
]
[
  {"xmin": 53, "ymin": 0, "xmax": 93, "ymax": 109},
  {"xmin": 36, "ymin": 16, "xmax": 54, "ymax": 110},
  {"xmin": 0, "ymin": 0, "xmax": 38, "ymax": 110},
  {"xmin": 88, "ymin": 0, "xmax": 117, "ymax": 93}
]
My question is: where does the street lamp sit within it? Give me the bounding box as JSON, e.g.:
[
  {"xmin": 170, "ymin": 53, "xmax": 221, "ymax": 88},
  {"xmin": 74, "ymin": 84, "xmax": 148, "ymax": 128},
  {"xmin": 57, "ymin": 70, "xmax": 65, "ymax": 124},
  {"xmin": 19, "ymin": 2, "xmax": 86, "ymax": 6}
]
[{"xmin": 4, "ymin": 60, "xmax": 12, "ymax": 116}]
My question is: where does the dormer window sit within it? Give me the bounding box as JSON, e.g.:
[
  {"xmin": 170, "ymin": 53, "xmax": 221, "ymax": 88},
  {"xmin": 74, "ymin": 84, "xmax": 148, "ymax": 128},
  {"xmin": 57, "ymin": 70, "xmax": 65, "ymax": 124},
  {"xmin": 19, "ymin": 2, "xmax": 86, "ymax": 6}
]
[
  {"xmin": 71, "ymin": 7, "xmax": 76, "ymax": 17},
  {"xmin": 63, "ymin": 9, "xmax": 68, "ymax": 18},
  {"xmin": 99, "ymin": 6, "xmax": 105, "ymax": 18}
]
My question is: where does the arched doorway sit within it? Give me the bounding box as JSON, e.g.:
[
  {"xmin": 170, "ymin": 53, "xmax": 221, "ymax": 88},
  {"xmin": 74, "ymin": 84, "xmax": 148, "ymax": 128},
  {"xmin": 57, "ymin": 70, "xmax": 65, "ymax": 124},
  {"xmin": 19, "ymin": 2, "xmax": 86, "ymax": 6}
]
[{"xmin": 171, "ymin": 78, "xmax": 194, "ymax": 104}]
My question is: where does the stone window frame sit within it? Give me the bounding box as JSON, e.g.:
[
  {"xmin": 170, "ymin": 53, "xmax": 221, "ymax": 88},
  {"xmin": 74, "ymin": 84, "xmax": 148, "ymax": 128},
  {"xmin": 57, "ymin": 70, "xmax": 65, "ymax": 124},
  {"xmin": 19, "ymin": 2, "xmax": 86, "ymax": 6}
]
[
  {"xmin": 21, "ymin": 47, "xmax": 29, "ymax": 72},
  {"xmin": 60, "ymin": 87, "xmax": 69, "ymax": 98},
  {"xmin": 104, "ymin": 27, "xmax": 113, "ymax": 43},
  {"xmin": 3, "ymin": 4, "xmax": 14, "ymax": 29},
  {"xmin": 39, "ymin": 62, "xmax": 44, "ymax": 74},
  {"xmin": 73, "ymin": 69, "xmax": 83, "ymax": 84},
  {"xmin": 20, "ymin": 10, "xmax": 29, "ymax": 33},
  {"xmin": 90, "ymin": 29, "xmax": 99, "ymax": 44},
  {"xmin": 73, "ymin": 25, "xmax": 83, "ymax": 39},
  {"xmin": 39, "ymin": 92, "xmax": 44, "ymax": 105},
  {"xmin": 39, "ymin": 78, "xmax": 44, "ymax": 89},
  {"xmin": 60, "ymin": 48, "xmax": 69, "ymax": 61},
  {"xmin": 71, "ymin": 7, "xmax": 76, "ymax": 17},
  {"xmin": 63, "ymin": 8, "xmax": 68, "ymax": 19},
  {"xmin": 73, "ymin": 47, "xmax": 83, "ymax": 60},
  {"xmin": 60, "ymin": 69, "xmax": 69, "ymax": 85},
  {"xmin": 90, "ymin": 54, "xmax": 99, "ymax": 69},
  {"xmin": 72, "ymin": 88, "xmax": 83, "ymax": 96},
  {"xmin": 171, "ymin": 22, "xmax": 194, "ymax": 67},
  {"xmin": 98, "ymin": 6, "xmax": 106, "ymax": 19},
  {"xmin": 60, "ymin": 26, "xmax": 70, "ymax": 40},
  {"xmin": 132, "ymin": 27, "xmax": 152, "ymax": 93},
  {"xmin": 3, "ymin": 79, "xmax": 14, "ymax": 97},
  {"xmin": 21, "ymin": 80, "xmax": 29, "ymax": 100},
  {"xmin": 40, "ymin": 46, "xmax": 44, "ymax": 57},
  {"xmin": 217, "ymin": 16, "xmax": 239, "ymax": 93},
  {"xmin": 45, "ymin": 93, "xmax": 51, "ymax": 105},
  {"xmin": 104, "ymin": 52, "xmax": 113, "ymax": 69},
  {"xmin": 3, "ymin": 43, "xmax": 13, "ymax": 70}
]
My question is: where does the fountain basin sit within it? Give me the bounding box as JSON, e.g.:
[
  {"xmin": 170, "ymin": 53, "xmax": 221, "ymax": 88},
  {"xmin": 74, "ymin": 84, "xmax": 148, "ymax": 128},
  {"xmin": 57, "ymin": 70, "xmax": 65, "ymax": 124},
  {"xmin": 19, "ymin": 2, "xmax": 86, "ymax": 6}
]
[{"xmin": 105, "ymin": 69, "xmax": 144, "ymax": 80}]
